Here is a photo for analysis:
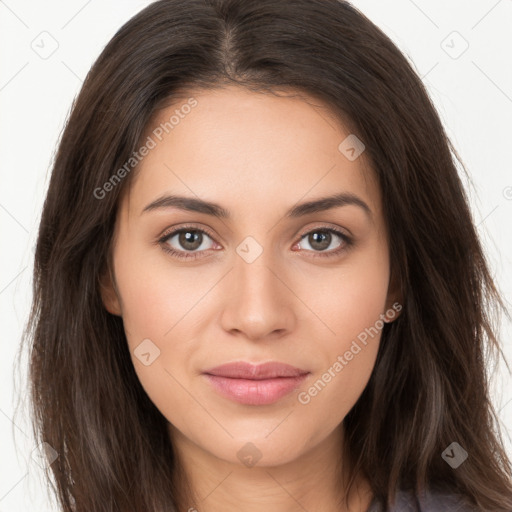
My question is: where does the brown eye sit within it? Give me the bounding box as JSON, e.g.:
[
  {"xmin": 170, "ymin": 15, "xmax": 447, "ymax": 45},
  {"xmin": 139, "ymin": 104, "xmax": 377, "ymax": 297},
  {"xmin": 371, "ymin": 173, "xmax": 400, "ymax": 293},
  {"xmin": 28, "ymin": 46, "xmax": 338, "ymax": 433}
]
[
  {"xmin": 159, "ymin": 226, "xmax": 217, "ymax": 260},
  {"xmin": 175, "ymin": 230, "xmax": 203, "ymax": 251},
  {"xmin": 297, "ymin": 228, "xmax": 351, "ymax": 256},
  {"xmin": 305, "ymin": 230, "xmax": 333, "ymax": 251}
]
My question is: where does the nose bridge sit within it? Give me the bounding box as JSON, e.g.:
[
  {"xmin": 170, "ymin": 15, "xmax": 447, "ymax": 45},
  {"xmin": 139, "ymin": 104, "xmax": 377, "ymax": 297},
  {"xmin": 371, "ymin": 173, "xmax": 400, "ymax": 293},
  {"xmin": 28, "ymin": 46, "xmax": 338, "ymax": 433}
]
[
  {"xmin": 220, "ymin": 238, "xmax": 294, "ymax": 339},
  {"xmin": 236, "ymin": 253, "xmax": 279, "ymax": 303}
]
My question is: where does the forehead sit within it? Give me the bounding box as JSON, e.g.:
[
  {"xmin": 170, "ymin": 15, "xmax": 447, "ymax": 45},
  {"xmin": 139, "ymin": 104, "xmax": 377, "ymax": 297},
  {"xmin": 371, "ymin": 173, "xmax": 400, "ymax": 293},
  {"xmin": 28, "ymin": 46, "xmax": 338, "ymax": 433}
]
[{"xmin": 122, "ymin": 85, "xmax": 381, "ymax": 223}]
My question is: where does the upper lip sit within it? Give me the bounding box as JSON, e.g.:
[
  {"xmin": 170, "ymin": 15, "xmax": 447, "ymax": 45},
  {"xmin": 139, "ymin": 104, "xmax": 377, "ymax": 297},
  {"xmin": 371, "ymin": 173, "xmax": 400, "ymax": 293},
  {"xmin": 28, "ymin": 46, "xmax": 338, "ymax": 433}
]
[{"xmin": 203, "ymin": 361, "xmax": 309, "ymax": 380}]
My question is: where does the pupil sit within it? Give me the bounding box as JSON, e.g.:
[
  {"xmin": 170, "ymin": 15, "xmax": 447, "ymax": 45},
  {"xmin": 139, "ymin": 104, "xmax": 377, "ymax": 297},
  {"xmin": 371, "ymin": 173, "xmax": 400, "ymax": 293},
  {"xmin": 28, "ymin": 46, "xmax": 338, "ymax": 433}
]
[
  {"xmin": 310, "ymin": 231, "xmax": 330, "ymax": 251},
  {"xmin": 180, "ymin": 230, "xmax": 201, "ymax": 250}
]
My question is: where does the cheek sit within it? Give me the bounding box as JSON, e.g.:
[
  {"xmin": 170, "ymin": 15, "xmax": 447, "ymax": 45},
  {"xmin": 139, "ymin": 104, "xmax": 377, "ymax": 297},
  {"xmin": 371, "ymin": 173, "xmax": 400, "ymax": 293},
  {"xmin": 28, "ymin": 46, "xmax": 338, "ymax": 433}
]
[
  {"xmin": 113, "ymin": 240, "xmax": 202, "ymax": 343},
  {"xmin": 112, "ymin": 251, "xmax": 196, "ymax": 416},
  {"xmin": 294, "ymin": 243, "xmax": 389, "ymax": 418},
  {"xmin": 116, "ymin": 271, "xmax": 172, "ymax": 342},
  {"xmin": 112, "ymin": 243, "xmax": 211, "ymax": 394},
  {"xmin": 298, "ymin": 238, "xmax": 390, "ymax": 350}
]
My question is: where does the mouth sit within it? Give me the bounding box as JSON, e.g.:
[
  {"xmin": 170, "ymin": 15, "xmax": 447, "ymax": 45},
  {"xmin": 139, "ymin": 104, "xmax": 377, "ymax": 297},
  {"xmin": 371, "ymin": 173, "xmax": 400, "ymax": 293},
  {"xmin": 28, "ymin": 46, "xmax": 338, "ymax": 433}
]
[{"xmin": 202, "ymin": 361, "xmax": 310, "ymax": 405}]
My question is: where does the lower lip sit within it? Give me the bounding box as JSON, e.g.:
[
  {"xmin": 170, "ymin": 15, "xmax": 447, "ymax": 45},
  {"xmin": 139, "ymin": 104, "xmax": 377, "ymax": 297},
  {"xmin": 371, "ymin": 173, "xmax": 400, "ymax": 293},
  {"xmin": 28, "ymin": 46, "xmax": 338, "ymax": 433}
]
[{"xmin": 203, "ymin": 374, "xmax": 309, "ymax": 405}]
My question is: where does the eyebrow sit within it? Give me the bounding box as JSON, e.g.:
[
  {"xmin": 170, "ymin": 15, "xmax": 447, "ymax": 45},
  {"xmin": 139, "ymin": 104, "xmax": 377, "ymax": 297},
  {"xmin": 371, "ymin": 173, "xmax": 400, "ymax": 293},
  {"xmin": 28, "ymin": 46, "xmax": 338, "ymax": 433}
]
[{"xmin": 141, "ymin": 192, "xmax": 372, "ymax": 219}]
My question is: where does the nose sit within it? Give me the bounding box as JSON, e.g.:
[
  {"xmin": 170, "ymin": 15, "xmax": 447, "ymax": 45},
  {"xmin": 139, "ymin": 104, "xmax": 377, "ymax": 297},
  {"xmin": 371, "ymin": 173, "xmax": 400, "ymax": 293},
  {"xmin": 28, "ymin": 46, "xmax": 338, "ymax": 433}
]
[{"xmin": 219, "ymin": 251, "xmax": 296, "ymax": 342}]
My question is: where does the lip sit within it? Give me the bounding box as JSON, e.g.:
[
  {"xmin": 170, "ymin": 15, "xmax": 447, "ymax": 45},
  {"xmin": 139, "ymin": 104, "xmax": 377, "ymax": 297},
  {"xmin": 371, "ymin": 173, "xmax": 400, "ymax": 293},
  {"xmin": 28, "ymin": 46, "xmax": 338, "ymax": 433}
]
[{"xmin": 202, "ymin": 361, "xmax": 310, "ymax": 405}]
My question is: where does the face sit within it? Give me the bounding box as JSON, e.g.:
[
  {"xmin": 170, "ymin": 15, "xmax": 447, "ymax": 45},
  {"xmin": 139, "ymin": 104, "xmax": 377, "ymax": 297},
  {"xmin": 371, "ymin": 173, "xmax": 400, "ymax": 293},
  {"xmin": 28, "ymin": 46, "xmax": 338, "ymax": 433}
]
[{"xmin": 101, "ymin": 85, "xmax": 401, "ymax": 468}]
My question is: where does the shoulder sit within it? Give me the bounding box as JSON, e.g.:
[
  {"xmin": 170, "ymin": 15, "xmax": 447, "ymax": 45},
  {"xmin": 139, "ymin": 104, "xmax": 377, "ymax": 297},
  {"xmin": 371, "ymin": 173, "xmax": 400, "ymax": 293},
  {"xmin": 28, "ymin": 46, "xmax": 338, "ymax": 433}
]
[
  {"xmin": 416, "ymin": 488, "xmax": 480, "ymax": 511},
  {"xmin": 367, "ymin": 487, "xmax": 480, "ymax": 511}
]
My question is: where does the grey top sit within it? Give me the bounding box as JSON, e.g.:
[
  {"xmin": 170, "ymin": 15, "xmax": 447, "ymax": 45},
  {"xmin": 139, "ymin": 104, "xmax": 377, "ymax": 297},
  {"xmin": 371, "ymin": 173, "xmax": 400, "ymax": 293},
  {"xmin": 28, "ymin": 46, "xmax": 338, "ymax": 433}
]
[{"xmin": 366, "ymin": 488, "xmax": 480, "ymax": 511}]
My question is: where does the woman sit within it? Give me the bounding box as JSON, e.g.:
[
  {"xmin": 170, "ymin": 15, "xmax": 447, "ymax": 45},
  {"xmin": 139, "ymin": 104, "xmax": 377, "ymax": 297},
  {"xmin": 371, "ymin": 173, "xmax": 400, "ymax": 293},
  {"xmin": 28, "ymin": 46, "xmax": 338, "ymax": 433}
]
[{"xmin": 24, "ymin": 0, "xmax": 512, "ymax": 510}]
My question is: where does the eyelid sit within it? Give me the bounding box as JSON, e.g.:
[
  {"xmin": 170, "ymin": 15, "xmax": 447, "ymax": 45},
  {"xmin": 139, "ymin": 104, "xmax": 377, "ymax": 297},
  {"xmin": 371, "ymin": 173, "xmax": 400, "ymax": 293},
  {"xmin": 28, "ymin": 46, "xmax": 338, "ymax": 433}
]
[
  {"xmin": 295, "ymin": 222, "xmax": 351, "ymax": 240},
  {"xmin": 158, "ymin": 223, "xmax": 217, "ymax": 242}
]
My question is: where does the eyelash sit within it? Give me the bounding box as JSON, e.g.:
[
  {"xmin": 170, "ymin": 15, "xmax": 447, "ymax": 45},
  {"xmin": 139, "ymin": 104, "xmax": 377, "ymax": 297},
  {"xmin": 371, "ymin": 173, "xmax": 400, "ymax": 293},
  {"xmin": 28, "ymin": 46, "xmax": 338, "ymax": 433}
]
[{"xmin": 157, "ymin": 224, "xmax": 353, "ymax": 261}]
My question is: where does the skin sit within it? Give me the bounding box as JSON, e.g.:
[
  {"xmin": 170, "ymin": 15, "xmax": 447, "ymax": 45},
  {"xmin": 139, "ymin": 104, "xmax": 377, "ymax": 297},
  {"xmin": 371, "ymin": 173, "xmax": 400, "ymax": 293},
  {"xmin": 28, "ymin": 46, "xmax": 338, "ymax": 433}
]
[{"xmin": 100, "ymin": 85, "xmax": 402, "ymax": 512}]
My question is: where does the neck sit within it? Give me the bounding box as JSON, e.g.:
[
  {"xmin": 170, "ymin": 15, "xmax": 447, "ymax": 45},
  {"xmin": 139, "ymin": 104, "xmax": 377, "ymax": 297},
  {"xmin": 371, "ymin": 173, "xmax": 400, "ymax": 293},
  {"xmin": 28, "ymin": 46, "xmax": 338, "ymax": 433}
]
[{"xmin": 169, "ymin": 422, "xmax": 374, "ymax": 512}]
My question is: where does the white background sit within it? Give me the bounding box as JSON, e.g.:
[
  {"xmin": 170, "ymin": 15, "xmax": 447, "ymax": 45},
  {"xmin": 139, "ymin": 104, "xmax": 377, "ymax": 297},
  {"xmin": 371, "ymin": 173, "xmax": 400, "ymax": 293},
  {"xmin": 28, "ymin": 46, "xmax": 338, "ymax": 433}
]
[{"xmin": 1, "ymin": 0, "xmax": 511, "ymax": 510}]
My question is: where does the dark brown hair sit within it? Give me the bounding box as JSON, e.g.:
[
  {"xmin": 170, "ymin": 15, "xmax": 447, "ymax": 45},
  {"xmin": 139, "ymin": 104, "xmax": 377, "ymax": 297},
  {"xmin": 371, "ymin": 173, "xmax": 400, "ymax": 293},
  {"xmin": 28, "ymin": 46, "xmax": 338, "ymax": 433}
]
[{"xmin": 21, "ymin": 0, "xmax": 512, "ymax": 510}]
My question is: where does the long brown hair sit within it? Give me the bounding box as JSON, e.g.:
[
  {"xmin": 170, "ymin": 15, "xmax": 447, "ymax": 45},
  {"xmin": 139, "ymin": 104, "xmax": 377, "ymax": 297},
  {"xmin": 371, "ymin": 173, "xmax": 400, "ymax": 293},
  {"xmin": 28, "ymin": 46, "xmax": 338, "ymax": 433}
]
[{"xmin": 20, "ymin": 0, "xmax": 512, "ymax": 510}]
